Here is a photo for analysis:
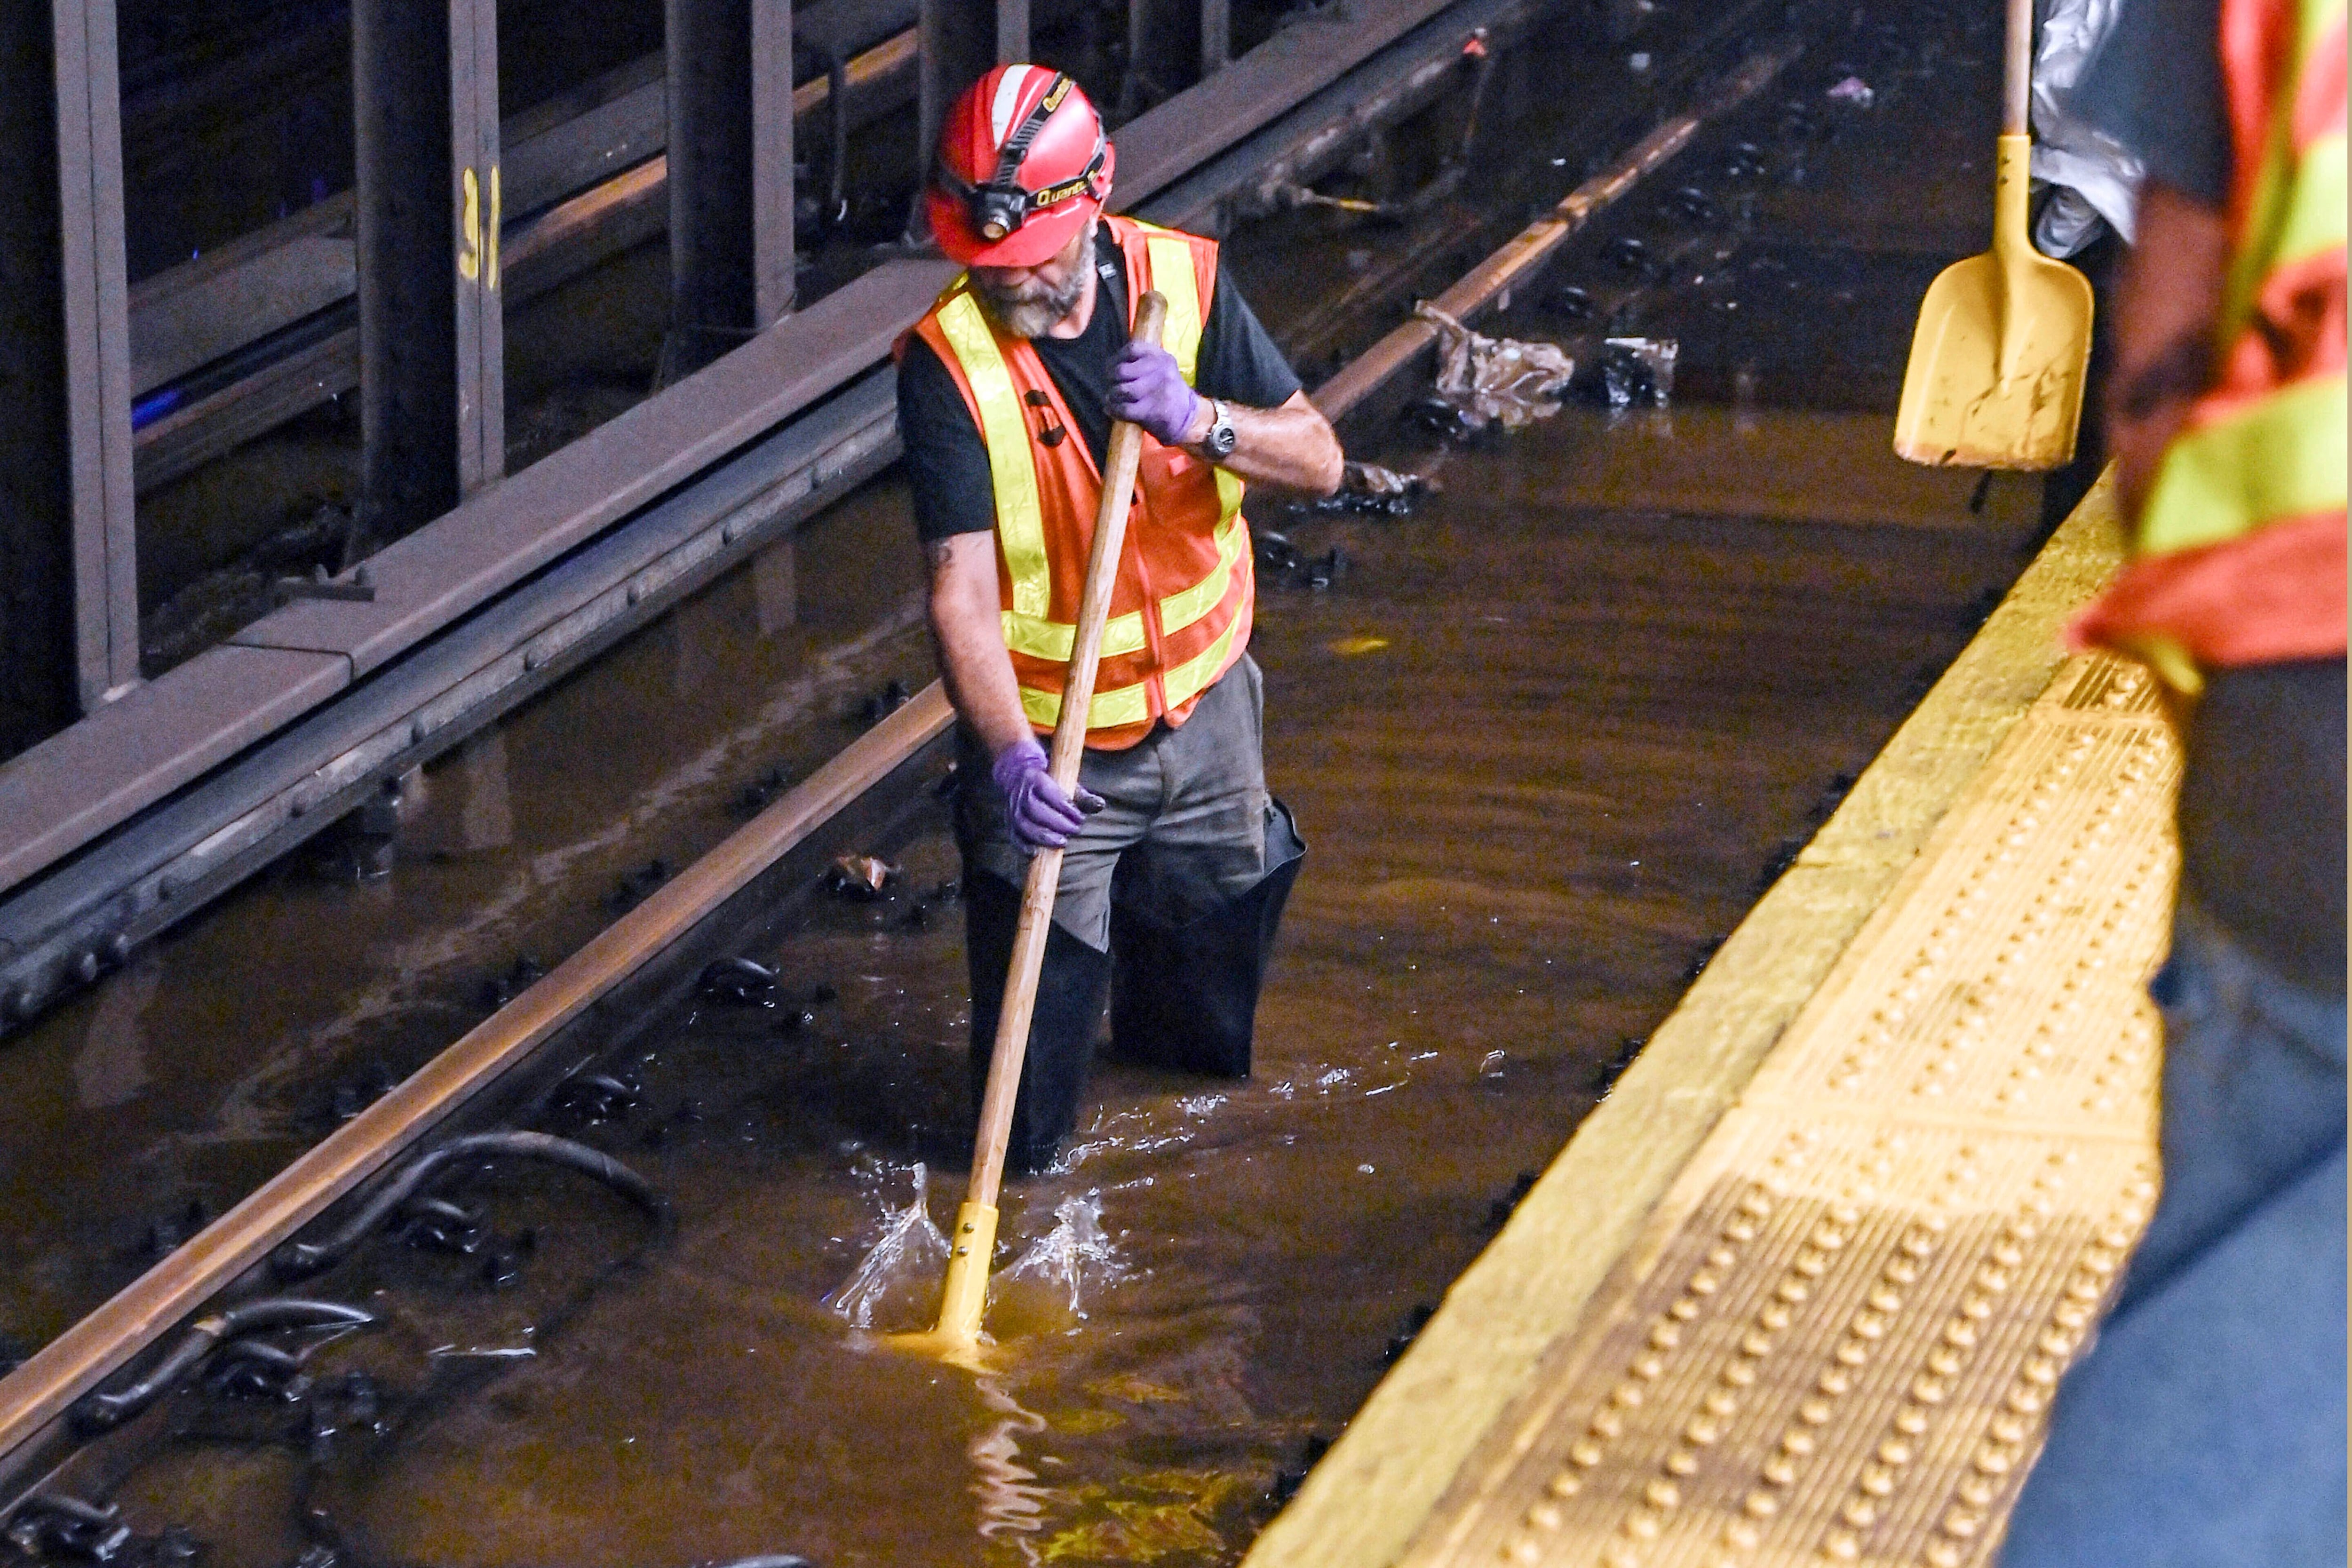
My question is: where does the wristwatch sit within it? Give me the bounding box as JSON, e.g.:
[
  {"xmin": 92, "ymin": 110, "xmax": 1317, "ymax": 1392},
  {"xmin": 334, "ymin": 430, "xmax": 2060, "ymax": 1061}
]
[{"xmin": 1198, "ymin": 398, "xmax": 1238, "ymax": 460}]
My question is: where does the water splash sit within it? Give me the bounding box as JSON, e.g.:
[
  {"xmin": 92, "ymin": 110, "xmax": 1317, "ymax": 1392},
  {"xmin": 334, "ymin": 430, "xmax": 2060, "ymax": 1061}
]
[
  {"xmin": 823, "ymin": 1163, "xmax": 951, "ymax": 1331},
  {"xmin": 995, "ymin": 1193, "xmax": 1121, "ymax": 1318}
]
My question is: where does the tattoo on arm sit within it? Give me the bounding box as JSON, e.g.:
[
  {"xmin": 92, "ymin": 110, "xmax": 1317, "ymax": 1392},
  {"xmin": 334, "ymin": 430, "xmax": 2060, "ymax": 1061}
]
[{"xmin": 923, "ymin": 537, "xmax": 958, "ymax": 580}]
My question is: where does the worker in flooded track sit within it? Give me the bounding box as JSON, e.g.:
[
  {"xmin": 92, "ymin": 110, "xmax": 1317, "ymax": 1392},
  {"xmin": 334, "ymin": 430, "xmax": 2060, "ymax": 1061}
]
[
  {"xmin": 1998, "ymin": 0, "xmax": 2346, "ymax": 1562},
  {"xmin": 897, "ymin": 66, "xmax": 1344, "ymax": 1174}
]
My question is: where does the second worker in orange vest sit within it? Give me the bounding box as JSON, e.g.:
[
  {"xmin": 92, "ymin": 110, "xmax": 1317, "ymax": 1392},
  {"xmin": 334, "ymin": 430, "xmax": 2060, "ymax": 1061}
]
[{"xmin": 899, "ymin": 66, "xmax": 1344, "ymax": 1174}]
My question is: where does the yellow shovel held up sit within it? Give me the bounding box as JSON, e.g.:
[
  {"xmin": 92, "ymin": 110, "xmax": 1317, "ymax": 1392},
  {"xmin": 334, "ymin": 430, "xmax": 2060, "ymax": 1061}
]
[
  {"xmin": 884, "ymin": 291, "xmax": 1172, "ymax": 1369},
  {"xmin": 1893, "ymin": 0, "xmax": 2094, "ymax": 470}
]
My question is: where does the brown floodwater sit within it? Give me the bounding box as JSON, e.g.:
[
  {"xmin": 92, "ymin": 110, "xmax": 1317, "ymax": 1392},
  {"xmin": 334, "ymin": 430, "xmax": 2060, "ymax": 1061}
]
[
  {"xmin": 78, "ymin": 394, "xmax": 2044, "ymax": 1567},
  {"xmin": 6, "ymin": 1, "xmax": 2058, "ymax": 1560}
]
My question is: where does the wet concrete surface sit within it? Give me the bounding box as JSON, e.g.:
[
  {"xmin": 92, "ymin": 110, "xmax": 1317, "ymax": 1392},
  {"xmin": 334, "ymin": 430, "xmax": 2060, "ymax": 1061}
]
[{"xmin": 5, "ymin": 0, "xmax": 2063, "ymax": 1560}]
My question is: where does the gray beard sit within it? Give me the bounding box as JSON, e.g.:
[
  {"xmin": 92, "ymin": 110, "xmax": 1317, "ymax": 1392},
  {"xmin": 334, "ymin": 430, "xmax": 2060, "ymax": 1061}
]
[{"xmin": 971, "ymin": 267, "xmax": 1088, "ymax": 339}]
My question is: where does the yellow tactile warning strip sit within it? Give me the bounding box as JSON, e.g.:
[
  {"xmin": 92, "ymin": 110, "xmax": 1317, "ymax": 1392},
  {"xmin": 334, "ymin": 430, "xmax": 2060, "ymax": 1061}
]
[{"xmin": 1391, "ymin": 651, "xmax": 2176, "ymax": 1568}]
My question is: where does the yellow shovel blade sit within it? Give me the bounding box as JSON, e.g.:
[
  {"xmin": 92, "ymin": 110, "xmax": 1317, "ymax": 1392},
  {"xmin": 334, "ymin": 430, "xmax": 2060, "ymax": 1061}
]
[
  {"xmin": 1894, "ymin": 135, "xmax": 2094, "ymax": 471},
  {"xmin": 877, "ymin": 1199, "xmax": 999, "ymax": 1370}
]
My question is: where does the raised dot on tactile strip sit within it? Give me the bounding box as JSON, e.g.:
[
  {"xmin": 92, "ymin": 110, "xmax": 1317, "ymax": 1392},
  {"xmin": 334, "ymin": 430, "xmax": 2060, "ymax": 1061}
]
[
  {"xmin": 2040, "ymin": 1329, "xmax": 2079, "ymax": 1358},
  {"xmin": 1991, "ymin": 1413, "xmax": 2030, "ymax": 1444},
  {"xmin": 1928, "ymin": 1348, "xmax": 1963, "ymax": 1377},
  {"xmin": 1591, "ymin": 1409, "xmax": 1624, "ymax": 1439},
  {"xmin": 1743, "ymin": 1492, "xmax": 1779, "ymax": 1519},
  {"xmin": 1762, "ymin": 1455, "xmax": 1798, "ymax": 1487},
  {"xmin": 1669, "ymin": 1297, "xmax": 1700, "ymax": 1322},
  {"xmin": 2054, "ymin": 1301, "xmax": 2091, "ymax": 1330},
  {"xmin": 1666, "ymin": 1449, "xmax": 1698, "ymax": 1477},
  {"xmin": 1960, "ymin": 1293, "xmax": 1994, "ymax": 1321},
  {"xmin": 1741, "ymin": 1329, "xmax": 1774, "ymax": 1358},
  {"xmin": 1879, "ymin": 1439, "xmax": 1914, "ymax": 1466},
  {"xmin": 1958, "ymin": 1475, "xmax": 1998, "ymax": 1508},
  {"xmin": 1650, "ymin": 1323, "xmax": 1682, "ymax": 1351},
  {"xmin": 1884, "ymin": 1259, "xmax": 1919, "ymax": 1286},
  {"xmin": 1631, "ymin": 1353, "xmax": 1666, "ymax": 1381},
  {"xmin": 1973, "ymin": 1444, "xmax": 2015, "ymax": 1476},
  {"xmin": 1851, "ymin": 1311, "xmax": 1888, "ymax": 1340},
  {"xmin": 1799, "ymin": 1397, "xmax": 1834, "ymax": 1425},
  {"xmin": 1645, "ymin": 1480, "xmax": 1681, "ymax": 1511},
  {"xmin": 1688, "ymin": 1270, "xmax": 1721, "ymax": 1296},
  {"xmin": 1761, "ymin": 1303, "xmax": 1794, "ymax": 1332},
  {"xmin": 1913, "ymin": 1376, "xmax": 1947, "ymax": 1404},
  {"xmin": 1705, "ymin": 1389, "xmax": 1739, "ymax": 1417},
  {"xmin": 1943, "ymin": 1321, "xmax": 1978, "ymax": 1349},
  {"xmin": 1526, "ymin": 1503, "xmax": 1564, "ymax": 1532},
  {"xmin": 1776, "ymin": 1280, "xmax": 1811, "ymax": 1305},
  {"xmin": 1686, "ymin": 1417, "xmax": 1722, "ymax": 1447},
  {"xmin": 1928, "ymin": 1542, "xmax": 1963, "ymax": 1568},
  {"xmin": 1548, "ymin": 1471, "xmax": 1582, "ymax": 1499},
  {"xmin": 2023, "ymin": 1357, "xmax": 2058, "ymax": 1387},
  {"xmin": 1571, "ymin": 1439, "xmax": 1605, "ymax": 1467},
  {"xmin": 1721, "ymin": 1361, "xmax": 1756, "ymax": 1388},
  {"xmin": 1841, "ymin": 1498, "xmax": 1878, "ymax": 1529},
  {"xmin": 1834, "ymin": 1340, "xmax": 1870, "ymax": 1368},
  {"xmin": 1622, "ymin": 1511, "xmax": 1661, "ymax": 1541},
  {"xmin": 1819, "ymin": 1367, "xmax": 1853, "ymax": 1396},
  {"xmin": 1503, "ymin": 1538, "xmax": 1541, "ymax": 1565},
  {"xmin": 1943, "ymin": 1509, "xmax": 1983, "ymax": 1538},
  {"xmin": 1611, "ymin": 1383, "xmax": 1646, "ymax": 1409},
  {"xmin": 1780, "ymin": 1430, "xmax": 1817, "ymax": 1457},
  {"xmin": 1794, "ymin": 1251, "xmax": 1828, "ymax": 1279},
  {"xmin": 1975, "ymin": 1265, "xmax": 2013, "ymax": 1292},
  {"xmin": 1709, "ymin": 1246, "xmax": 1739, "ymax": 1269}
]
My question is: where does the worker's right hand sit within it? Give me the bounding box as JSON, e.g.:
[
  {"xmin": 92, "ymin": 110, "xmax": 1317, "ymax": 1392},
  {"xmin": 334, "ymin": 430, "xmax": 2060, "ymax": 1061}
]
[{"xmin": 992, "ymin": 737, "xmax": 1104, "ymax": 852}]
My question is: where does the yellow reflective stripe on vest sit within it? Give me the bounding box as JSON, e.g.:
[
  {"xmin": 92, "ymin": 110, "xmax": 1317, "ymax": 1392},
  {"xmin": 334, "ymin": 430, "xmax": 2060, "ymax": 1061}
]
[
  {"xmin": 2274, "ymin": 128, "xmax": 2347, "ymax": 271},
  {"xmin": 2141, "ymin": 372, "xmax": 2350, "ymax": 553},
  {"xmin": 1157, "ymin": 512, "xmax": 1247, "ymax": 636},
  {"xmin": 1019, "ymin": 607, "xmax": 1242, "ymax": 730},
  {"xmin": 1002, "ymin": 606, "xmax": 1147, "ymax": 661},
  {"xmin": 1163, "ymin": 600, "xmax": 1245, "ymax": 709},
  {"xmin": 935, "ymin": 292, "xmax": 1052, "ymax": 619},
  {"xmin": 1149, "ymin": 237, "xmax": 1205, "ymax": 382}
]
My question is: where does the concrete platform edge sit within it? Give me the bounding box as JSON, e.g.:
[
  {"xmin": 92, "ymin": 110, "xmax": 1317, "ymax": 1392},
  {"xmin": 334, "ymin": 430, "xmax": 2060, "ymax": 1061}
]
[{"xmin": 1240, "ymin": 471, "xmax": 2129, "ymax": 1568}]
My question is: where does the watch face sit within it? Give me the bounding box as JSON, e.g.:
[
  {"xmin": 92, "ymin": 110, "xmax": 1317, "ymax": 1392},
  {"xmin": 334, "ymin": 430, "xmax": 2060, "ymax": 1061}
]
[{"xmin": 1208, "ymin": 425, "xmax": 1237, "ymax": 457}]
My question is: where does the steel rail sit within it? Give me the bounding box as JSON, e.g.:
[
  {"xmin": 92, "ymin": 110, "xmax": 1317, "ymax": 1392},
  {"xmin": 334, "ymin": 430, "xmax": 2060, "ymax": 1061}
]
[
  {"xmin": 0, "ymin": 685, "xmax": 952, "ymax": 1480},
  {"xmin": 0, "ymin": 17, "xmax": 1790, "ymax": 1496},
  {"xmin": 1313, "ymin": 40, "xmax": 1802, "ymax": 419}
]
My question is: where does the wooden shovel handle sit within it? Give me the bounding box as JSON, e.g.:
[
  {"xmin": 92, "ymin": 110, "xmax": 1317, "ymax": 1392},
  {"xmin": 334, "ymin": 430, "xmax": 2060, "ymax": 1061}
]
[
  {"xmin": 2003, "ymin": 0, "xmax": 2032, "ymax": 136},
  {"xmin": 966, "ymin": 290, "xmax": 1172, "ymax": 1214}
]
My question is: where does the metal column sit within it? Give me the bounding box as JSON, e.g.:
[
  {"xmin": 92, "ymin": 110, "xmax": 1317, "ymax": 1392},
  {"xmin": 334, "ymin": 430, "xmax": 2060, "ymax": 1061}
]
[
  {"xmin": 352, "ymin": 0, "xmax": 503, "ymax": 545},
  {"xmin": 661, "ymin": 0, "xmax": 795, "ymax": 384},
  {"xmin": 917, "ymin": 0, "xmax": 1031, "ymax": 194},
  {"xmin": 1123, "ymin": 0, "xmax": 1224, "ymax": 117},
  {"xmin": 0, "ymin": 0, "xmax": 139, "ymax": 756}
]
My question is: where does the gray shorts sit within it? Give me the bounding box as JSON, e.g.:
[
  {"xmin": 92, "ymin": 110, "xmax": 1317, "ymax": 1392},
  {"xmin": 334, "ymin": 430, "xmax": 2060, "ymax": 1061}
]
[{"xmin": 954, "ymin": 655, "xmax": 1297, "ymax": 951}]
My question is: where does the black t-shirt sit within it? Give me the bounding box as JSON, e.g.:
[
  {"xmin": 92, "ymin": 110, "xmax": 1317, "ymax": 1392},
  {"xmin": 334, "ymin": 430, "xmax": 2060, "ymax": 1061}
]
[{"xmin": 898, "ymin": 224, "xmax": 1302, "ymax": 542}]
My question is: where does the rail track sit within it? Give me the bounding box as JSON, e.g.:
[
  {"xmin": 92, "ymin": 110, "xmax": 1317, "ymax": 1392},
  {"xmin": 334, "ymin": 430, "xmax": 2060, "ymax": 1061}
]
[{"xmin": 0, "ymin": 28, "xmax": 1809, "ymax": 1525}]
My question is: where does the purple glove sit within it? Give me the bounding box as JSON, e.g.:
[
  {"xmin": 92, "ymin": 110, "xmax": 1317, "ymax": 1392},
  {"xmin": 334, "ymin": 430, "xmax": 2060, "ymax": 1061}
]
[
  {"xmin": 992, "ymin": 737, "xmax": 1105, "ymax": 853},
  {"xmin": 1107, "ymin": 339, "xmax": 1203, "ymax": 446}
]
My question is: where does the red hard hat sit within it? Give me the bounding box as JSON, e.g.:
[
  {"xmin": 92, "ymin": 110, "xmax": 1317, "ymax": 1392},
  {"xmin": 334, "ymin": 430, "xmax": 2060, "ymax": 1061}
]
[{"xmin": 928, "ymin": 64, "xmax": 1115, "ymax": 267}]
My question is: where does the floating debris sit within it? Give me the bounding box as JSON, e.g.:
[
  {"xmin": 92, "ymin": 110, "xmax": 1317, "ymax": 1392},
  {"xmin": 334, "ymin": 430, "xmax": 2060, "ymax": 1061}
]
[
  {"xmin": 1307, "ymin": 461, "xmax": 1431, "ymax": 517},
  {"xmin": 1589, "ymin": 336, "xmax": 1679, "ymax": 409},
  {"xmin": 1546, "ymin": 283, "xmax": 1596, "ymax": 320},
  {"xmin": 551, "ymin": 1072, "xmax": 641, "ymax": 1123},
  {"xmin": 1414, "ymin": 302, "xmax": 1574, "ymax": 433},
  {"xmin": 699, "ymin": 955, "xmax": 779, "ymax": 1006},
  {"xmin": 1724, "ymin": 140, "xmax": 1770, "ymax": 178},
  {"xmin": 731, "ymin": 764, "xmax": 791, "ymax": 818},
  {"xmin": 827, "ymin": 855, "xmax": 898, "ymax": 900},
  {"xmin": 1826, "ymin": 74, "xmax": 1875, "ymax": 107},
  {"xmin": 603, "ymin": 860, "xmax": 670, "ymax": 914},
  {"xmin": 479, "ymin": 953, "xmax": 547, "ymax": 1009},
  {"xmin": 1254, "ymin": 531, "xmax": 1346, "ymax": 590},
  {"xmin": 858, "ymin": 678, "xmax": 912, "ymax": 725},
  {"xmin": 1668, "ymin": 183, "xmax": 1717, "ymax": 223},
  {"xmin": 1328, "ymin": 636, "xmax": 1390, "ymax": 657}
]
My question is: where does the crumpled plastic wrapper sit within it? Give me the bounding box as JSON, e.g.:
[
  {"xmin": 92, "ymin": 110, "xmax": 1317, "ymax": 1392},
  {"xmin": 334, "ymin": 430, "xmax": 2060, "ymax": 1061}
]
[{"xmin": 1414, "ymin": 302, "xmax": 1576, "ymax": 431}]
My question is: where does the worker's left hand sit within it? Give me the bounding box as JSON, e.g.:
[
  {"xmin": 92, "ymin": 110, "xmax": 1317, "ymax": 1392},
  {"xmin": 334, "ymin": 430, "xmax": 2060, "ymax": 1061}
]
[{"xmin": 1108, "ymin": 340, "xmax": 1202, "ymax": 446}]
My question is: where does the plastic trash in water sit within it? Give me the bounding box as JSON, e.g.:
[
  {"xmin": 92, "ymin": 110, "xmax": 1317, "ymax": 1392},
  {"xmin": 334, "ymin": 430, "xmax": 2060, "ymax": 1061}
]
[
  {"xmin": 1826, "ymin": 75, "xmax": 1875, "ymax": 108},
  {"xmin": 1593, "ymin": 337, "xmax": 1678, "ymax": 409},
  {"xmin": 824, "ymin": 1163, "xmax": 952, "ymax": 1332},
  {"xmin": 994, "ymin": 1192, "xmax": 1122, "ymax": 1320},
  {"xmin": 1310, "ymin": 462, "xmax": 1431, "ymax": 517},
  {"xmin": 1413, "ymin": 302, "xmax": 1576, "ymax": 433}
]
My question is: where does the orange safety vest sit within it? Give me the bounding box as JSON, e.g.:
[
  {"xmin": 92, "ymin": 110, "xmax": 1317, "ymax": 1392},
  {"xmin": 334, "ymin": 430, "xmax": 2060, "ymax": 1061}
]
[
  {"xmin": 2073, "ymin": 0, "xmax": 2348, "ymax": 692},
  {"xmin": 907, "ymin": 215, "xmax": 1252, "ymax": 748}
]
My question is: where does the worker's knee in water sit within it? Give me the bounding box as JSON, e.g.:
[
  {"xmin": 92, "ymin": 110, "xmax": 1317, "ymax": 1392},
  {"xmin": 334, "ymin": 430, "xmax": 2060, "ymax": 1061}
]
[{"xmin": 1109, "ymin": 836, "xmax": 1305, "ymax": 1079}]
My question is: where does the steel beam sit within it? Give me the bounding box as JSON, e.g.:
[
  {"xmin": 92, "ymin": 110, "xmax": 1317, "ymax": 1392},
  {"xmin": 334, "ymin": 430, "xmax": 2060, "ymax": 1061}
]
[
  {"xmin": 660, "ymin": 0, "xmax": 794, "ymax": 383},
  {"xmin": 1122, "ymin": 0, "xmax": 1203, "ymax": 116},
  {"xmin": 352, "ymin": 0, "xmax": 503, "ymax": 546},
  {"xmin": 0, "ymin": 0, "xmax": 1500, "ymax": 984},
  {"xmin": 918, "ymin": 0, "xmax": 1030, "ymax": 197},
  {"xmin": 0, "ymin": 0, "xmax": 140, "ymax": 755}
]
